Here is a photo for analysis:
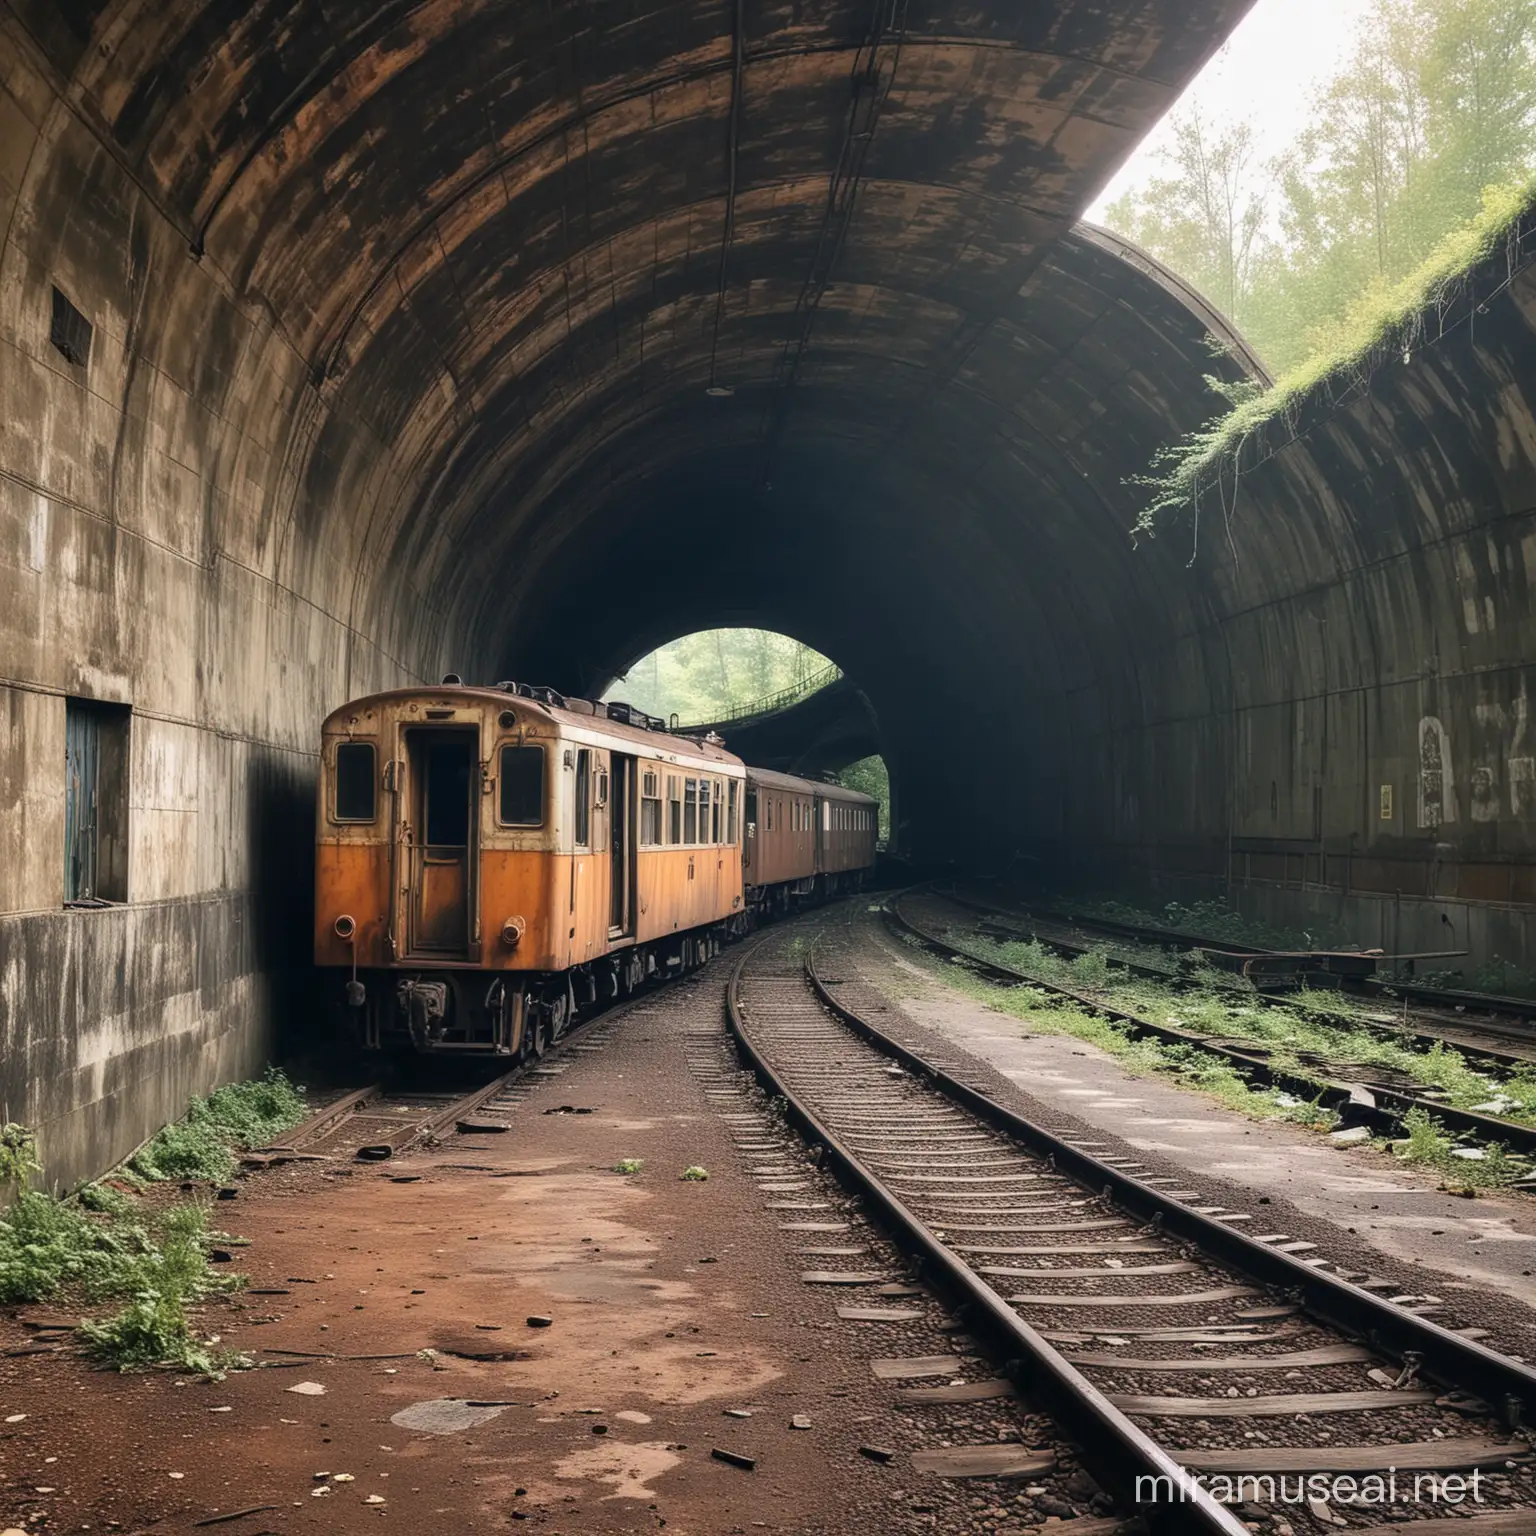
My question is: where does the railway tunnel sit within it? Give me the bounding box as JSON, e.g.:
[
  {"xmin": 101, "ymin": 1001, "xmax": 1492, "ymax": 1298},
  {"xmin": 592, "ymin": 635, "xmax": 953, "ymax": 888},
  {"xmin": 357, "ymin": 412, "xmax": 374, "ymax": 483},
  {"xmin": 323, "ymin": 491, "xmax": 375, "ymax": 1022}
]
[{"xmin": 4, "ymin": 0, "xmax": 1536, "ymax": 1191}]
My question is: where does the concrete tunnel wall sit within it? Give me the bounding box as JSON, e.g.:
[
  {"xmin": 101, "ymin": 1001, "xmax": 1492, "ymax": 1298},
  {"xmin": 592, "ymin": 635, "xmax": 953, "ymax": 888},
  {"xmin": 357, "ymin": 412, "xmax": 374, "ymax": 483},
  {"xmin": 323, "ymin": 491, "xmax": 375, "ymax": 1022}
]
[{"xmin": 2, "ymin": 0, "xmax": 1534, "ymax": 1186}]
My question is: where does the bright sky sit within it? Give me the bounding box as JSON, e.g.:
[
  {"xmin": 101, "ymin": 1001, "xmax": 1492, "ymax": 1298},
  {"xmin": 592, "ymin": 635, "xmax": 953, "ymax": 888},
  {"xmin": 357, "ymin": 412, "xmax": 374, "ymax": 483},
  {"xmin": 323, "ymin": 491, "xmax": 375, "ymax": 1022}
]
[{"xmin": 1086, "ymin": 0, "xmax": 1377, "ymax": 220}]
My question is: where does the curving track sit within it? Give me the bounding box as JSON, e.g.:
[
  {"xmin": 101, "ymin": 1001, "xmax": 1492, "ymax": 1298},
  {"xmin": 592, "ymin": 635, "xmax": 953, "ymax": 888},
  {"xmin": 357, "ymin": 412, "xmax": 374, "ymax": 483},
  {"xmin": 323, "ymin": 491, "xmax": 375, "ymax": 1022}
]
[{"xmin": 726, "ymin": 918, "xmax": 1536, "ymax": 1535}]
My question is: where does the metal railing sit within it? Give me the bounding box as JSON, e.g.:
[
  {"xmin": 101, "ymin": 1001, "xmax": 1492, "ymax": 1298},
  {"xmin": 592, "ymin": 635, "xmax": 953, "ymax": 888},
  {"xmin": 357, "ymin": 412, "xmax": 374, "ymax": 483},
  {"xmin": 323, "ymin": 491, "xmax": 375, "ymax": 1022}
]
[{"xmin": 675, "ymin": 662, "xmax": 843, "ymax": 729}]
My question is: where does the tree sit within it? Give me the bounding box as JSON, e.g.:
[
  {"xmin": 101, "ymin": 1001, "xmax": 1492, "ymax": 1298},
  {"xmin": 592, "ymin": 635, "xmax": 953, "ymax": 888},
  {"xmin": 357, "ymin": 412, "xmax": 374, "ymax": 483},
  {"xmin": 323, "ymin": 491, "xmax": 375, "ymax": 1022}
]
[
  {"xmin": 1104, "ymin": 107, "xmax": 1269, "ymax": 327},
  {"xmin": 1101, "ymin": 0, "xmax": 1536, "ymax": 378}
]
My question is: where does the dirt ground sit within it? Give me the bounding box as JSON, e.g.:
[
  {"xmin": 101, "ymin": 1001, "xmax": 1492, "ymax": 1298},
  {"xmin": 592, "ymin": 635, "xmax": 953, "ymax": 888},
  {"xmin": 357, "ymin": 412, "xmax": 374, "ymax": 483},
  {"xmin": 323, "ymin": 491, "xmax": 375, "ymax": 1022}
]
[{"xmin": 0, "ymin": 964, "xmax": 1067, "ymax": 1536}]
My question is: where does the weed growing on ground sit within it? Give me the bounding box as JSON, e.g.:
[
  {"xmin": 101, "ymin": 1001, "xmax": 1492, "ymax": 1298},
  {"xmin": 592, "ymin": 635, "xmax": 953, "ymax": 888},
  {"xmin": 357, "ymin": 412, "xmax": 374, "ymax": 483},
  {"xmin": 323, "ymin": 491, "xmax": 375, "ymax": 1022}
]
[
  {"xmin": 131, "ymin": 1068, "xmax": 307, "ymax": 1182},
  {"xmin": 614, "ymin": 1159, "xmax": 644, "ymax": 1174},
  {"xmin": 964, "ymin": 930, "xmax": 1536, "ymax": 1127},
  {"xmin": 924, "ymin": 953, "xmax": 1329, "ymax": 1129},
  {"xmin": 0, "ymin": 1183, "xmax": 240, "ymax": 1370},
  {"xmin": 1389, "ymin": 1107, "xmax": 1528, "ymax": 1190},
  {"xmin": 0, "ymin": 1069, "xmax": 300, "ymax": 1373},
  {"xmin": 78, "ymin": 1204, "xmax": 245, "ymax": 1374},
  {"xmin": 680, "ymin": 1166, "xmax": 709, "ymax": 1181}
]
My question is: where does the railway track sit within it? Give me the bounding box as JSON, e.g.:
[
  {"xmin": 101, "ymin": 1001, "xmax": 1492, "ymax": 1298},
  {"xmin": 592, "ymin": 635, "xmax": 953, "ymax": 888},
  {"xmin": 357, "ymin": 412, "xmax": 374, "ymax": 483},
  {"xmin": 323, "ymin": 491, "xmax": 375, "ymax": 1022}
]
[
  {"xmin": 727, "ymin": 925, "xmax": 1536, "ymax": 1535},
  {"xmin": 936, "ymin": 884, "xmax": 1536, "ymax": 1095},
  {"xmin": 966, "ymin": 891, "xmax": 1536, "ymax": 1054},
  {"xmin": 253, "ymin": 1001, "xmax": 631, "ymax": 1163},
  {"xmin": 890, "ymin": 889, "xmax": 1536, "ymax": 1166}
]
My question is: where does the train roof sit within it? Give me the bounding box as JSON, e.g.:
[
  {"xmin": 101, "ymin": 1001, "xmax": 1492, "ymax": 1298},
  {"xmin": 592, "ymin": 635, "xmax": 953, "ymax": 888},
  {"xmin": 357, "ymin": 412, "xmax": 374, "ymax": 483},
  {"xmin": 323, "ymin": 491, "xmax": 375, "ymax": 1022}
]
[
  {"xmin": 320, "ymin": 685, "xmax": 744, "ymax": 769},
  {"xmin": 747, "ymin": 765, "xmax": 878, "ymax": 804}
]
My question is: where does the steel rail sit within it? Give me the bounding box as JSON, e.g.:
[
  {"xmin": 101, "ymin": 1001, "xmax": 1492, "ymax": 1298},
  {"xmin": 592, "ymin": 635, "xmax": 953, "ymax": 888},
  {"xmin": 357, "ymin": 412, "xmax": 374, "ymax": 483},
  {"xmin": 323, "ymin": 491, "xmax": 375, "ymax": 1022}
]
[
  {"xmin": 797, "ymin": 927, "xmax": 1536, "ymax": 1431},
  {"xmin": 723, "ymin": 942, "xmax": 1249, "ymax": 1536},
  {"xmin": 256, "ymin": 1083, "xmax": 384, "ymax": 1153},
  {"xmin": 941, "ymin": 886, "xmax": 1536, "ymax": 1072},
  {"xmin": 888, "ymin": 894, "xmax": 1536, "ymax": 1161},
  {"xmin": 990, "ymin": 894, "xmax": 1536, "ymax": 1027}
]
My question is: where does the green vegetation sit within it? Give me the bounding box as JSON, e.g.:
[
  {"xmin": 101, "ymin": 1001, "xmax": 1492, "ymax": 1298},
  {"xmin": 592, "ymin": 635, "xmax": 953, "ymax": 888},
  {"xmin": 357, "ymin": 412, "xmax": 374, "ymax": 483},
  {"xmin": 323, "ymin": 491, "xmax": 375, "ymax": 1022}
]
[
  {"xmin": 905, "ymin": 944, "xmax": 1335, "ymax": 1128},
  {"xmin": 839, "ymin": 754, "xmax": 891, "ymax": 845},
  {"xmin": 601, "ymin": 628, "xmax": 835, "ymax": 726},
  {"xmin": 898, "ymin": 932, "xmax": 1536, "ymax": 1188},
  {"xmin": 680, "ymin": 1165, "xmax": 710, "ymax": 1181},
  {"xmin": 1102, "ymin": 0, "xmax": 1536, "ymax": 528},
  {"xmin": 965, "ymin": 929, "xmax": 1536, "ymax": 1126},
  {"xmin": 1390, "ymin": 1106, "xmax": 1528, "ymax": 1189},
  {"xmin": 130, "ymin": 1068, "xmax": 307, "ymax": 1183},
  {"xmin": 0, "ymin": 1070, "xmax": 304, "ymax": 1374},
  {"xmin": 614, "ymin": 1158, "xmax": 644, "ymax": 1174}
]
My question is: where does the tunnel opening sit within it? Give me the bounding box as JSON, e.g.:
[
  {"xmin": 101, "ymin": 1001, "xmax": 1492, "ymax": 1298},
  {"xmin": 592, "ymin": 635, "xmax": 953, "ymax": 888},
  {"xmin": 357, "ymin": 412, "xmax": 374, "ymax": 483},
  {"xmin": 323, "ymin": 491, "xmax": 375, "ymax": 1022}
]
[{"xmin": 598, "ymin": 627, "xmax": 838, "ymax": 729}]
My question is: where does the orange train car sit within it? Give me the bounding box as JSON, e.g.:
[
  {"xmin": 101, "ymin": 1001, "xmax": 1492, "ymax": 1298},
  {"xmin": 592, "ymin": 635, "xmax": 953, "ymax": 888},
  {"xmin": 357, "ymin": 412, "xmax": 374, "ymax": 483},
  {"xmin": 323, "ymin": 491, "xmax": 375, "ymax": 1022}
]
[{"xmin": 315, "ymin": 681, "xmax": 878, "ymax": 1058}]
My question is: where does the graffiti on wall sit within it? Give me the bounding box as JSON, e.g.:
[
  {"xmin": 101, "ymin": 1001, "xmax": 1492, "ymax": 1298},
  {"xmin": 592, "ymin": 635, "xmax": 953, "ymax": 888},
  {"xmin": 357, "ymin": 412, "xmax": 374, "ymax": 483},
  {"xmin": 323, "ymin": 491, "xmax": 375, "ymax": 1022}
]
[{"xmin": 1418, "ymin": 716, "xmax": 1455, "ymax": 830}]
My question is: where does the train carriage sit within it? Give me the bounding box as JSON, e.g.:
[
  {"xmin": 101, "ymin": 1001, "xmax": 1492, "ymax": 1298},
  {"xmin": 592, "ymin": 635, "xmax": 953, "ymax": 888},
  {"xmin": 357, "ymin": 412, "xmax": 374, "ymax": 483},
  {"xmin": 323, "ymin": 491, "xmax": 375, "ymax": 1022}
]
[
  {"xmin": 315, "ymin": 681, "xmax": 879, "ymax": 1058},
  {"xmin": 315, "ymin": 683, "xmax": 747, "ymax": 1057},
  {"xmin": 743, "ymin": 767, "xmax": 879, "ymax": 914}
]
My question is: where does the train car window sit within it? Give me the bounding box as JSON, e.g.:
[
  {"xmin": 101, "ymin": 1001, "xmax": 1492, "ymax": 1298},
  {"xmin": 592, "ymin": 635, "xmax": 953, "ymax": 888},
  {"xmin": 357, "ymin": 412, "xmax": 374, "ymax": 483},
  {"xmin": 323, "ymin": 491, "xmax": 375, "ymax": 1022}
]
[
  {"xmin": 745, "ymin": 786, "xmax": 756, "ymax": 833},
  {"xmin": 684, "ymin": 778, "xmax": 698, "ymax": 843},
  {"xmin": 667, "ymin": 775, "xmax": 682, "ymax": 843},
  {"xmin": 574, "ymin": 750, "xmax": 591, "ymax": 847},
  {"xmin": 698, "ymin": 779, "xmax": 711, "ymax": 844},
  {"xmin": 765, "ymin": 797, "xmax": 773, "ymax": 832},
  {"xmin": 498, "ymin": 744, "xmax": 544, "ymax": 826},
  {"xmin": 728, "ymin": 781, "xmax": 739, "ymax": 842},
  {"xmin": 641, "ymin": 770, "xmax": 663, "ymax": 845},
  {"xmin": 334, "ymin": 742, "xmax": 376, "ymax": 822},
  {"xmin": 711, "ymin": 782, "xmax": 722, "ymax": 843}
]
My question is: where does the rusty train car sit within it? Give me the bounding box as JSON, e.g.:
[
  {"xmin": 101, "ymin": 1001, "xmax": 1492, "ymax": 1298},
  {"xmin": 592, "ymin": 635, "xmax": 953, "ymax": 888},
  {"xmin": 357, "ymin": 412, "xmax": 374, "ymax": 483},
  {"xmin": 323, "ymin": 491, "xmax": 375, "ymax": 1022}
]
[{"xmin": 314, "ymin": 681, "xmax": 878, "ymax": 1057}]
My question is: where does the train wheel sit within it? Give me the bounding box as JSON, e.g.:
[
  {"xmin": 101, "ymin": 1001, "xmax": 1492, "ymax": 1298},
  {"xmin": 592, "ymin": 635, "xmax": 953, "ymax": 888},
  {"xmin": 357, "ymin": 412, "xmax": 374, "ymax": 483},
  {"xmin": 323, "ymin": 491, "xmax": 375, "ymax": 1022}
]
[{"xmin": 529, "ymin": 1010, "xmax": 550, "ymax": 1059}]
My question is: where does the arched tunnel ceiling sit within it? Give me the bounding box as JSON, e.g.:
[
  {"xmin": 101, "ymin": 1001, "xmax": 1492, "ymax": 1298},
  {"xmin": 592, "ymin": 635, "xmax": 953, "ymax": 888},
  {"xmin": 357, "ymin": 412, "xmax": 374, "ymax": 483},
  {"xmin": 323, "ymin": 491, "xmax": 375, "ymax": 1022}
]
[{"xmin": 11, "ymin": 0, "xmax": 1254, "ymax": 705}]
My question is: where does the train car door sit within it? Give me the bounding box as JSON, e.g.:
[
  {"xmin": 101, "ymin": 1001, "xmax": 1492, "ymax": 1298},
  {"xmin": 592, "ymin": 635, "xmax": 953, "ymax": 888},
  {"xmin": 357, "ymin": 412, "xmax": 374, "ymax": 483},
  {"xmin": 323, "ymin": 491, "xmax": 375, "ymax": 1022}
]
[
  {"xmin": 404, "ymin": 728, "xmax": 477, "ymax": 956},
  {"xmin": 609, "ymin": 753, "xmax": 636, "ymax": 939}
]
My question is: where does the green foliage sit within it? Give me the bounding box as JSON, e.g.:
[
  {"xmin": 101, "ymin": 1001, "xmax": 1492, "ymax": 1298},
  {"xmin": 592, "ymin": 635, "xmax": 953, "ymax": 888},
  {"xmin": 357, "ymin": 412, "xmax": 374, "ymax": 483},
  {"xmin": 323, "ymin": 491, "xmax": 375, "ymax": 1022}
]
[
  {"xmin": 0, "ymin": 1123, "xmax": 40, "ymax": 1186},
  {"xmin": 1, "ymin": 1181, "xmax": 242, "ymax": 1371},
  {"xmin": 131, "ymin": 1068, "xmax": 306, "ymax": 1183},
  {"xmin": 77, "ymin": 1182, "xmax": 134, "ymax": 1216},
  {"xmin": 614, "ymin": 1159, "xmax": 644, "ymax": 1174},
  {"xmin": 78, "ymin": 1204, "xmax": 244, "ymax": 1374},
  {"xmin": 1391, "ymin": 1107, "xmax": 1528, "ymax": 1188},
  {"xmin": 601, "ymin": 628, "xmax": 835, "ymax": 726},
  {"xmin": 838, "ymin": 754, "xmax": 891, "ymax": 844},
  {"xmin": 961, "ymin": 925, "xmax": 1536, "ymax": 1127},
  {"xmin": 680, "ymin": 1165, "xmax": 710, "ymax": 1181},
  {"xmin": 1102, "ymin": 0, "xmax": 1536, "ymax": 530}
]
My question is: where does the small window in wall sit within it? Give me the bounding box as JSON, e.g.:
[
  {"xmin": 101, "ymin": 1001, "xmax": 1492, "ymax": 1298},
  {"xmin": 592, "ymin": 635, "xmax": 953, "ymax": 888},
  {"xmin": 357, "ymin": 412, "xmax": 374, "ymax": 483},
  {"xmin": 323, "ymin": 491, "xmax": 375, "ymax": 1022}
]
[
  {"xmin": 727, "ymin": 780, "xmax": 739, "ymax": 842},
  {"xmin": 667, "ymin": 774, "xmax": 682, "ymax": 844},
  {"xmin": 745, "ymin": 787, "xmax": 757, "ymax": 830},
  {"xmin": 766, "ymin": 797, "xmax": 773, "ymax": 833},
  {"xmin": 684, "ymin": 778, "xmax": 699, "ymax": 843},
  {"xmin": 335, "ymin": 741, "xmax": 377, "ymax": 822},
  {"xmin": 699, "ymin": 779, "xmax": 711, "ymax": 844},
  {"xmin": 64, "ymin": 698, "xmax": 130, "ymax": 903},
  {"xmin": 51, "ymin": 286, "xmax": 92, "ymax": 367},
  {"xmin": 711, "ymin": 782, "xmax": 722, "ymax": 843},
  {"xmin": 641, "ymin": 769, "xmax": 663, "ymax": 845},
  {"xmin": 574, "ymin": 750, "xmax": 592, "ymax": 847},
  {"xmin": 499, "ymin": 744, "xmax": 545, "ymax": 826}
]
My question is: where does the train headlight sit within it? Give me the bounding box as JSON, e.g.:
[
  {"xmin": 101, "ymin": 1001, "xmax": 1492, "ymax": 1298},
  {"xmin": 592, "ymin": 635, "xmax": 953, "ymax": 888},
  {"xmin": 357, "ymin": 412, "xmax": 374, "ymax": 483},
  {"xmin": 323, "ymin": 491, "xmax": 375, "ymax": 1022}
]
[
  {"xmin": 501, "ymin": 916, "xmax": 526, "ymax": 949},
  {"xmin": 334, "ymin": 914, "xmax": 357, "ymax": 941}
]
